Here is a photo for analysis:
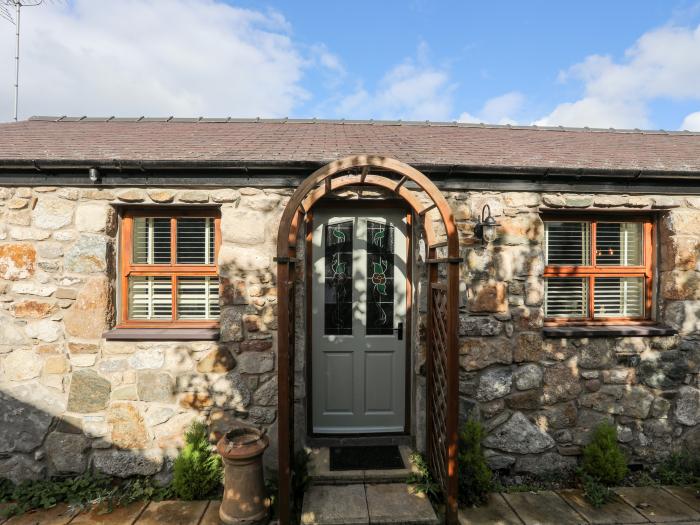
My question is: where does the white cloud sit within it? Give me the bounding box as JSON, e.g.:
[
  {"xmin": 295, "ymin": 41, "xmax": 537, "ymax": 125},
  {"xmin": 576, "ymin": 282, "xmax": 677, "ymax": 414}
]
[
  {"xmin": 458, "ymin": 91, "xmax": 524, "ymax": 125},
  {"xmin": 0, "ymin": 0, "xmax": 316, "ymax": 120},
  {"xmin": 682, "ymin": 111, "xmax": 700, "ymax": 131},
  {"xmin": 536, "ymin": 24, "xmax": 700, "ymax": 128},
  {"xmin": 332, "ymin": 47, "xmax": 455, "ymax": 121}
]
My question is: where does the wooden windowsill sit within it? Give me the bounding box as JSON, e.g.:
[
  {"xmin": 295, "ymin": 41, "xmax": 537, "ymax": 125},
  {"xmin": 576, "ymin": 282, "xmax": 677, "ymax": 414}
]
[
  {"xmin": 543, "ymin": 324, "xmax": 677, "ymax": 338},
  {"xmin": 103, "ymin": 328, "xmax": 220, "ymax": 341}
]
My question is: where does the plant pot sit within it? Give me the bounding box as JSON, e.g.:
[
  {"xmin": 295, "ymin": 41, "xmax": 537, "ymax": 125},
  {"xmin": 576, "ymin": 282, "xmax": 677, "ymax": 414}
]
[{"xmin": 217, "ymin": 427, "xmax": 270, "ymax": 525}]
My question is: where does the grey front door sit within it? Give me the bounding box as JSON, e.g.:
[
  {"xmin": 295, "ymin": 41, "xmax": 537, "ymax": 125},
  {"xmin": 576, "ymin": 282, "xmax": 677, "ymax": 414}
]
[{"xmin": 311, "ymin": 209, "xmax": 407, "ymax": 434}]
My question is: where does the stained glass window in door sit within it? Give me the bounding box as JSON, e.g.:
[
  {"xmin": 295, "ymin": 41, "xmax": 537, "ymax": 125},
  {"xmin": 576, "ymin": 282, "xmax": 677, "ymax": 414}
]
[
  {"xmin": 366, "ymin": 220, "xmax": 395, "ymax": 335},
  {"xmin": 324, "ymin": 221, "xmax": 353, "ymax": 335}
]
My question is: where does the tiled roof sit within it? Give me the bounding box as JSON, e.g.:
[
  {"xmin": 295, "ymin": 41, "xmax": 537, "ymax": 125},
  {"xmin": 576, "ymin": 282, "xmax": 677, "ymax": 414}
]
[{"xmin": 0, "ymin": 116, "xmax": 699, "ymax": 173}]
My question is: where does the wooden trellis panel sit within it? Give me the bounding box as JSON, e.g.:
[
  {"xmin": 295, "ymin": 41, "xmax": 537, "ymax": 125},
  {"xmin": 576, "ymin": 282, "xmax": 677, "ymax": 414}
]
[{"xmin": 427, "ymin": 282, "xmax": 449, "ymax": 492}]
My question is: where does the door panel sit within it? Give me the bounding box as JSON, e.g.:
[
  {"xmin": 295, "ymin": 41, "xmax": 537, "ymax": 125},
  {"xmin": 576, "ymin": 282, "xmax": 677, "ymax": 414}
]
[{"xmin": 311, "ymin": 209, "xmax": 407, "ymax": 434}]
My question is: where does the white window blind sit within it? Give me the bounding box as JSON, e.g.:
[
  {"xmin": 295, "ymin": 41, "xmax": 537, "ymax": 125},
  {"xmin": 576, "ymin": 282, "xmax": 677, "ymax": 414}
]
[
  {"xmin": 594, "ymin": 277, "xmax": 644, "ymax": 318},
  {"xmin": 545, "ymin": 222, "xmax": 591, "ymax": 265},
  {"xmin": 133, "ymin": 217, "xmax": 171, "ymax": 264},
  {"xmin": 128, "ymin": 276, "xmax": 172, "ymax": 319},
  {"xmin": 596, "ymin": 222, "xmax": 642, "ymax": 266},
  {"xmin": 127, "ymin": 215, "xmax": 219, "ymax": 321},
  {"xmin": 544, "ymin": 277, "xmax": 588, "ymax": 318},
  {"xmin": 177, "ymin": 218, "xmax": 215, "ymax": 264},
  {"xmin": 544, "ymin": 219, "xmax": 647, "ymax": 320},
  {"xmin": 177, "ymin": 277, "xmax": 220, "ymax": 319}
]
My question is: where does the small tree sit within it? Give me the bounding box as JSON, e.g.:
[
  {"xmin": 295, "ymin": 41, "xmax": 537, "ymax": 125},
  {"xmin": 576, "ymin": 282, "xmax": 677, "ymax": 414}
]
[
  {"xmin": 580, "ymin": 422, "xmax": 627, "ymax": 486},
  {"xmin": 172, "ymin": 421, "xmax": 223, "ymax": 500},
  {"xmin": 458, "ymin": 419, "xmax": 492, "ymax": 507}
]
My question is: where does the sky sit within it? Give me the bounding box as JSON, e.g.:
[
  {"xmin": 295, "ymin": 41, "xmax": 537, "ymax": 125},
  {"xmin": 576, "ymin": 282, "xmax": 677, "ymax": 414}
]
[{"xmin": 1, "ymin": 0, "xmax": 700, "ymax": 130}]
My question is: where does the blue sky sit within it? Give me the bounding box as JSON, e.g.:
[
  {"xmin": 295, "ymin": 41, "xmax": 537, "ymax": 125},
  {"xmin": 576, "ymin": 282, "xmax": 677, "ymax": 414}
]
[{"xmin": 1, "ymin": 0, "xmax": 700, "ymax": 129}]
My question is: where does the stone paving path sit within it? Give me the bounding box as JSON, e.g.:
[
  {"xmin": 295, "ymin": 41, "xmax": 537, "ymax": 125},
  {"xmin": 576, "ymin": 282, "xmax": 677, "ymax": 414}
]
[
  {"xmin": 460, "ymin": 486, "xmax": 700, "ymax": 525},
  {"xmin": 0, "ymin": 500, "xmax": 221, "ymax": 525},
  {"xmin": 2, "ymin": 485, "xmax": 698, "ymax": 525}
]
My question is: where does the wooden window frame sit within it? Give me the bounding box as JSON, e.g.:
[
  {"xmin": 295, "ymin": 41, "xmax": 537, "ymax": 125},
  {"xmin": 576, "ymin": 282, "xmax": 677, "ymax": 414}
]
[
  {"xmin": 118, "ymin": 207, "xmax": 221, "ymax": 329},
  {"xmin": 542, "ymin": 212, "xmax": 654, "ymax": 326}
]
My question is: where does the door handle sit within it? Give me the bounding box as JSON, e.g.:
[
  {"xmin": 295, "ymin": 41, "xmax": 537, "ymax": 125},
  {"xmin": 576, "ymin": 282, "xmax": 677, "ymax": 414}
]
[{"xmin": 394, "ymin": 322, "xmax": 404, "ymax": 341}]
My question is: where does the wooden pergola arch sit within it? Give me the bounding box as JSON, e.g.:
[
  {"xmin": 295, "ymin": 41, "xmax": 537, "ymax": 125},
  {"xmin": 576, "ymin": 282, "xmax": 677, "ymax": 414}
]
[{"xmin": 276, "ymin": 155, "xmax": 461, "ymax": 524}]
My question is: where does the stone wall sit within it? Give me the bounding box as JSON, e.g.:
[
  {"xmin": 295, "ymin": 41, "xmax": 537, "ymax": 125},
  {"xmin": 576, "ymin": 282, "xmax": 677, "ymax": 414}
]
[
  {"xmin": 448, "ymin": 192, "xmax": 700, "ymax": 474},
  {"xmin": 0, "ymin": 186, "xmax": 284, "ymax": 483},
  {"xmin": 0, "ymin": 184, "xmax": 699, "ymax": 483}
]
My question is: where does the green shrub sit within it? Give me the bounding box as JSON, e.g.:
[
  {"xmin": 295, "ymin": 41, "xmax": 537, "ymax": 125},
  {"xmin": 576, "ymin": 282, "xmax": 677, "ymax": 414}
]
[
  {"xmin": 406, "ymin": 452, "xmax": 441, "ymax": 503},
  {"xmin": 581, "ymin": 473, "xmax": 614, "ymax": 508},
  {"xmin": 457, "ymin": 419, "xmax": 492, "ymax": 507},
  {"xmin": 580, "ymin": 422, "xmax": 627, "ymax": 487},
  {"xmin": 172, "ymin": 421, "xmax": 223, "ymax": 500},
  {"xmin": 656, "ymin": 453, "xmax": 700, "ymax": 486}
]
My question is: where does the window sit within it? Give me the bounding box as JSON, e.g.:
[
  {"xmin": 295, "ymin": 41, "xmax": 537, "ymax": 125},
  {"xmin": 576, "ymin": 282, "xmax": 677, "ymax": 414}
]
[
  {"xmin": 119, "ymin": 209, "xmax": 221, "ymax": 327},
  {"xmin": 543, "ymin": 215, "xmax": 653, "ymax": 324}
]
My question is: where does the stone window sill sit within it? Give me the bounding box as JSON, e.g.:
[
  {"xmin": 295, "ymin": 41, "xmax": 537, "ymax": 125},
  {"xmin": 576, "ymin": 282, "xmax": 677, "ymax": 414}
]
[
  {"xmin": 103, "ymin": 328, "xmax": 219, "ymax": 341},
  {"xmin": 542, "ymin": 325, "xmax": 677, "ymax": 338}
]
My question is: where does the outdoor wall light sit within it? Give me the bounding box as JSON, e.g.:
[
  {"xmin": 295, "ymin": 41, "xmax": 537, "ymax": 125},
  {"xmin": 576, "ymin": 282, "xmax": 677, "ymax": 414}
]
[
  {"xmin": 88, "ymin": 167, "xmax": 100, "ymax": 183},
  {"xmin": 475, "ymin": 204, "xmax": 499, "ymax": 244}
]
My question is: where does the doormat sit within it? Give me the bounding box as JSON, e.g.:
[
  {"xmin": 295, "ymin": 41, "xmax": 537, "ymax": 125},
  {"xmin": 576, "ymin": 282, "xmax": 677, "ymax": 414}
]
[{"xmin": 329, "ymin": 445, "xmax": 404, "ymax": 471}]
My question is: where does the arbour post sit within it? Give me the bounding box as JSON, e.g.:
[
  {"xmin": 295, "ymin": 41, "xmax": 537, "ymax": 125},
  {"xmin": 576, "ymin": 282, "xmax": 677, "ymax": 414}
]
[{"xmin": 276, "ymin": 155, "xmax": 460, "ymax": 525}]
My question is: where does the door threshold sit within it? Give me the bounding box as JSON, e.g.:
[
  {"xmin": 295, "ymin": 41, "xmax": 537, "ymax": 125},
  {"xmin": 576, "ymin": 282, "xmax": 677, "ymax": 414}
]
[
  {"xmin": 306, "ymin": 434, "xmax": 412, "ymax": 448},
  {"xmin": 308, "ymin": 445, "xmax": 417, "ymax": 485}
]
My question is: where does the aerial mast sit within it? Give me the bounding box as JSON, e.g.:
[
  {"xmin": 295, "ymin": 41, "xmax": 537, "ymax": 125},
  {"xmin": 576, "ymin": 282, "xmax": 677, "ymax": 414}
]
[{"xmin": 1, "ymin": 0, "xmax": 45, "ymax": 121}]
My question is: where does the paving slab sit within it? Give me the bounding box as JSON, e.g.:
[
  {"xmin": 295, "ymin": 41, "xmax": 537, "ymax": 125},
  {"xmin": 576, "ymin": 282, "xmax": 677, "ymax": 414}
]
[
  {"xmin": 558, "ymin": 489, "xmax": 647, "ymax": 524},
  {"xmin": 662, "ymin": 486, "xmax": 700, "ymax": 513},
  {"xmin": 458, "ymin": 493, "xmax": 523, "ymax": 525},
  {"xmin": 365, "ymin": 483, "xmax": 438, "ymax": 524},
  {"xmin": 502, "ymin": 491, "xmax": 587, "ymax": 525},
  {"xmin": 134, "ymin": 500, "xmax": 208, "ymax": 525},
  {"xmin": 614, "ymin": 487, "xmax": 700, "ymax": 523},
  {"xmin": 4, "ymin": 504, "xmax": 75, "ymax": 525},
  {"xmin": 198, "ymin": 501, "xmax": 223, "ymax": 525},
  {"xmin": 301, "ymin": 484, "xmax": 368, "ymax": 525},
  {"xmin": 69, "ymin": 501, "xmax": 148, "ymax": 524}
]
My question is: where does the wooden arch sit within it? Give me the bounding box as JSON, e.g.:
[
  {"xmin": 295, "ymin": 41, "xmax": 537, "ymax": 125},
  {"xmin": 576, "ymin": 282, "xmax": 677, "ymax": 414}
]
[{"xmin": 276, "ymin": 155, "xmax": 460, "ymax": 524}]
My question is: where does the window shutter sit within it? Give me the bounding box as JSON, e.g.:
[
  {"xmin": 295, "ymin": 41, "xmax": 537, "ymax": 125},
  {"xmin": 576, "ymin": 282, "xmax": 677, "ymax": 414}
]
[
  {"xmin": 596, "ymin": 222, "xmax": 642, "ymax": 266},
  {"xmin": 545, "ymin": 222, "xmax": 590, "ymax": 265},
  {"xmin": 128, "ymin": 276, "xmax": 172, "ymax": 319},
  {"xmin": 544, "ymin": 277, "xmax": 588, "ymax": 318},
  {"xmin": 177, "ymin": 218, "xmax": 215, "ymax": 264},
  {"xmin": 594, "ymin": 277, "xmax": 644, "ymax": 318},
  {"xmin": 133, "ymin": 217, "xmax": 171, "ymax": 264},
  {"xmin": 177, "ymin": 276, "xmax": 220, "ymax": 319}
]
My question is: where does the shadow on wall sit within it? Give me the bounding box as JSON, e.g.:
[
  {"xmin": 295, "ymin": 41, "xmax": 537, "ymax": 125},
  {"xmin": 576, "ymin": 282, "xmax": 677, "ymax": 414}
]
[{"xmin": 0, "ymin": 337, "xmax": 279, "ymax": 486}]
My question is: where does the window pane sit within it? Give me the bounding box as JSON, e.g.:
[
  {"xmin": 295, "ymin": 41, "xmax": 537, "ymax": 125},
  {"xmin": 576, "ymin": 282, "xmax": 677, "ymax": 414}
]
[
  {"xmin": 133, "ymin": 218, "xmax": 171, "ymax": 264},
  {"xmin": 594, "ymin": 277, "xmax": 644, "ymax": 318},
  {"xmin": 128, "ymin": 276, "xmax": 172, "ymax": 319},
  {"xmin": 545, "ymin": 277, "xmax": 588, "ymax": 318},
  {"xmin": 324, "ymin": 221, "xmax": 353, "ymax": 335},
  {"xmin": 177, "ymin": 276, "xmax": 220, "ymax": 320},
  {"xmin": 545, "ymin": 222, "xmax": 591, "ymax": 265},
  {"xmin": 177, "ymin": 218, "xmax": 215, "ymax": 264},
  {"xmin": 366, "ymin": 221, "xmax": 394, "ymax": 335},
  {"xmin": 596, "ymin": 222, "xmax": 642, "ymax": 266}
]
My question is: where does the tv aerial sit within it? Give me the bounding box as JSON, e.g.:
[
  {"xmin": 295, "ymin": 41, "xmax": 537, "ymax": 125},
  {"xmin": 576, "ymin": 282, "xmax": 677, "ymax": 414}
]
[{"xmin": 1, "ymin": 0, "xmax": 46, "ymax": 121}]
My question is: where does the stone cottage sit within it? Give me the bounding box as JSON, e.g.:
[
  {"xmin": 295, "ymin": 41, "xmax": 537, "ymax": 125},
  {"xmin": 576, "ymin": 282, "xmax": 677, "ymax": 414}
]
[{"xmin": 1, "ymin": 116, "xmax": 700, "ymax": 523}]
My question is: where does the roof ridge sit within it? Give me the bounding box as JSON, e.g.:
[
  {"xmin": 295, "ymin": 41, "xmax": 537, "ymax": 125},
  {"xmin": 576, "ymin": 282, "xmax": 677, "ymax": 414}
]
[{"xmin": 23, "ymin": 115, "xmax": 700, "ymax": 136}]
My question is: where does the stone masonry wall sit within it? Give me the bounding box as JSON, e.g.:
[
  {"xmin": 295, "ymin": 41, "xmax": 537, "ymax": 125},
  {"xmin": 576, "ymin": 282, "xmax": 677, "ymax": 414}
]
[
  {"xmin": 1, "ymin": 183, "xmax": 699, "ymax": 484},
  {"xmin": 0, "ymin": 186, "xmax": 285, "ymax": 483},
  {"xmin": 445, "ymin": 192, "xmax": 700, "ymax": 475}
]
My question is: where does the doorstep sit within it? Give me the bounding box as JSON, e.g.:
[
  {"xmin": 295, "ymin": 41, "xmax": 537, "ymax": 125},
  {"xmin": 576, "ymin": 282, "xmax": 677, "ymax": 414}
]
[
  {"xmin": 308, "ymin": 446, "xmax": 418, "ymax": 484},
  {"xmin": 300, "ymin": 483, "xmax": 439, "ymax": 525}
]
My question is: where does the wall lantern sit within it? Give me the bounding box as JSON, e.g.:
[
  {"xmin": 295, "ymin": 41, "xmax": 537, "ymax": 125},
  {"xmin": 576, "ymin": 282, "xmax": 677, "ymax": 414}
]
[
  {"xmin": 88, "ymin": 167, "xmax": 100, "ymax": 183},
  {"xmin": 475, "ymin": 204, "xmax": 499, "ymax": 244}
]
